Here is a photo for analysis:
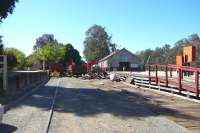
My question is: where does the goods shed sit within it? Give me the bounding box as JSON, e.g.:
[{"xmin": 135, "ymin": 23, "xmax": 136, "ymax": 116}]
[{"xmin": 98, "ymin": 48, "xmax": 142, "ymax": 71}]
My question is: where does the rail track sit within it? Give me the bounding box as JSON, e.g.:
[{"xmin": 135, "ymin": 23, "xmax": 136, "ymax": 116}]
[
  {"xmin": 1, "ymin": 78, "xmax": 61, "ymax": 133},
  {"xmin": 46, "ymin": 78, "xmax": 60, "ymax": 133}
]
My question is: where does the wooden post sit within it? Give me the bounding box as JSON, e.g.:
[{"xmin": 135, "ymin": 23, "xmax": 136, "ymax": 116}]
[
  {"xmin": 195, "ymin": 71, "xmax": 199, "ymax": 98},
  {"xmin": 3, "ymin": 55, "xmax": 7, "ymax": 91}
]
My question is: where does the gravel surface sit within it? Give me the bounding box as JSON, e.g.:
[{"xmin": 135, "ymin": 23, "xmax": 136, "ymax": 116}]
[
  {"xmin": 0, "ymin": 78, "xmax": 58, "ymax": 133},
  {"xmin": 49, "ymin": 77, "xmax": 191, "ymax": 133},
  {"xmin": 0, "ymin": 77, "xmax": 193, "ymax": 133}
]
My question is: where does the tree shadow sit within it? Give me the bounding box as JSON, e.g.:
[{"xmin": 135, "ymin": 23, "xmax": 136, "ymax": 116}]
[
  {"xmin": 6, "ymin": 82, "xmax": 199, "ymax": 121},
  {"xmin": 0, "ymin": 124, "xmax": 18, "ymax": 133},
  {"xmin": 52, "ymin": 87, "xmax": 198, "ymax": 120}
]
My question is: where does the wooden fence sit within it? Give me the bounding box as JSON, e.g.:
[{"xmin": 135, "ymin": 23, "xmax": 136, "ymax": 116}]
[{"xmin": 132, "ymin": 64, "xmax": 200, "ymax": 98}]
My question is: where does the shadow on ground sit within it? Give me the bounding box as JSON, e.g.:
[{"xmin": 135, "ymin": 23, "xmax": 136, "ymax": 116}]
[
  {"xmin": 7, "ymin": 81, "xmax": 197, "ymax": 120},
  {"xmin": 0, "ymin": 124, "xmax": 17, "ymax": 133},
  {"xmin": 3, "ymin": 75, "xmax": 199, "ymax": 122},
  {"xmin": 53, "ymin": 87, "xmax": 198, "ymax": 120}
]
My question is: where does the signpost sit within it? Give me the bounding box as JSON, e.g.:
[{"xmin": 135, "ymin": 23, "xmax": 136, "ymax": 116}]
[{"xmin": 0, "ymin": 55, "xmax": 7, "ymax": 91}]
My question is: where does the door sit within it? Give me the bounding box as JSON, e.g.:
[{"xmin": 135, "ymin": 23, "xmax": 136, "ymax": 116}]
[{"xmin": 119, "ymin": 62, "xmax": 130, "ymax": 71}]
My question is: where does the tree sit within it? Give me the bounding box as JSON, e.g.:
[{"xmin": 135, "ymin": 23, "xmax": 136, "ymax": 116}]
[
  {"xmin": 0, "ymin": 0, "xmax": 18, "ymax": 22},
  {"xmin": 4, "ymin": 47, "xmax": 26, "ymax": 69},
  {"xmin": 137, "ymin": 34, "xmax": 200, "ymax": 66},
  {"xmin": 109, "ymin": 43, "xmax": 117, "ymax": 52},
  {"xmin": 0, "ymin": 36, "xmax": 3, "ymax": 54},
  {"xmin": 25, "ymin": 53, "xmax": 38, "ymax": 68},
  {"xmin": 137, "ymin": 49, "xmax": 154, "ymax": 64},
  {"xmin": 62, "ymin": 43, "xmax": 81, "ymax": 65},
  {"xmin": 36, "ymin": 43, "xmax": 65, "ymax": 64},
  {"xmin": 71, "ymin": 49, "xmax": 81, "ymax": 64},
  {"xmin": 33, "ymin": 34, "xmax": 58, "ymax": 51},
  {"xmin": 83, "ymin": 25, "xmax": 112, "ymax": 61}
]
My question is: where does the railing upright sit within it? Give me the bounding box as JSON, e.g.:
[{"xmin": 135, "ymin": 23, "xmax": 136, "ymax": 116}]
[
  {"xmin": 178, "ymin": 68, "xmax": 182, "ymax": 93},
  {"xmin": 155, "ymin": 65, "xmax": 158, "ymax": 85},
  {"xmin": 148, "ymin": 65, "xmax": 151, "ymax": 84},
  {"xmin": 195, "ymin": 71, "xmax": 199, "ymax": 98},
  {"xmin": 165, "ymin": 65, "xmax": 168, "ymax": 87}
]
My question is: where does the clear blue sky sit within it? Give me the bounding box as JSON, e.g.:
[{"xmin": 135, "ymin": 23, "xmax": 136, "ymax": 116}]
[{"xmin": 0, "ymin": 0, "xmax": 200, "ymax": 56}]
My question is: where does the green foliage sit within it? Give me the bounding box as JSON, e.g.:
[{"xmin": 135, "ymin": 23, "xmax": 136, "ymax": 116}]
[
  {"xmin": 4, "ymin": 47, "xmax": 25, "ymax": 69},
  {"xmin": 36, "ymin": 43, "xmax": 65, "ymax": 64},
  {"xmin": 62, "ymin": 43, "xmax": 81, "ymax": 65},
  {"xmin": 33, "ymin": 34, "xmax": 58, "ymax": 51},
  {"xmin": 137, "ymin": 34, "xmax": 200, "ymax": 66},
  {"xmin": 25, "ymin": 53, "xmax": 38, "ymax": 67},
  {"xmin": 0, "ymin": 36, "xmax": 3, "ymax": 54},
  {"xmin": 0, "ymin": 0, "xmax": 18, "ymax": 22},
  {"xmin": 32, "ymin": 34, "xmax": 82, "ymax": 68},
  {"xmin": 109, "ymin": 43, "xmax": 117, "ymax": 52},
  {"xmin": 83, "ymin": 25, "xmax": 112, "ymax": 61}
]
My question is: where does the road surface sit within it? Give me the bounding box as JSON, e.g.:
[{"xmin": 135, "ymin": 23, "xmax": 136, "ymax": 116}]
[{"xmin": 1, "ymin": 77, "xmax": 192, "ymax": 133}]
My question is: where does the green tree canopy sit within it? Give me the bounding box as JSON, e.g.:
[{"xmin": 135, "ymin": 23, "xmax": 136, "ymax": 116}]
[
  {"xmin": 25, "ymin": 53, "xmax": 38, "ymax": 68},
  {"xmin": 83, "ymin": 24, "xmax": 115, "ymax": 61},
  {"xmin": 33, "ymin": 34, "xmax": 58, "ymax": 51},
  {"xmin": 62, "ymin": 43, "xmax": 81, "ymax": 65},
  {"xmin": 4, "ymin": 47, "xmax": 26, "ymax": 69},
  {"xmin": 0, "ymin": 36, "xmax": 3, "ymax": 54},
  {"xmin": 36, "ymin": 43, "xmax": 65, "ymax": 64},
  {"xmin": 0, "ymin": 0, "xmax": 18, "ymax": 22},
  {"xmin": 137, "ymin": 34, "xmax": 200, "ymax": 67}
]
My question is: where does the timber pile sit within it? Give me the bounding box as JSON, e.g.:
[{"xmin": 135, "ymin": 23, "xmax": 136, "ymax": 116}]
[
  {"xmin": 109, "ymin": 73, "xmax": 128, "ymax": 82},
  {"xmin": 82, "ymin": 71, "xmax": 109, "ymax": 79}
]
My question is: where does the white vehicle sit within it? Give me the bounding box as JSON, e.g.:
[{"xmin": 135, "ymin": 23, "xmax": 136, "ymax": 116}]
[{"xmin": 0, "ymin": 104, "xmax": 4, "ymax": 124}]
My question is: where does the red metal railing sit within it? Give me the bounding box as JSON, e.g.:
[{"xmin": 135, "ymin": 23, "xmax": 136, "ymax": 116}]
[{"xmin": 146, "ymin": 64, "xmax": 200, "ymax": 97}]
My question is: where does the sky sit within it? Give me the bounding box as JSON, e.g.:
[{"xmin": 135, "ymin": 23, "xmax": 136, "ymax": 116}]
[{"xmin": 0, "ymin": 0, "xmax": 200, "ymax": 57}]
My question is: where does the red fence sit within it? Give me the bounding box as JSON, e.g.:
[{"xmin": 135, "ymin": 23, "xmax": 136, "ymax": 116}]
[{"xmin": 146, "ymin": 64, "xmax": 200, "ymax": 97}]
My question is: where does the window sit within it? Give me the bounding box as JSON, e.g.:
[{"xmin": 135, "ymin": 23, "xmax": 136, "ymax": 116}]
[{"xmin": 120, "ymin": 54, "xmax": 128, "ymax": 62}]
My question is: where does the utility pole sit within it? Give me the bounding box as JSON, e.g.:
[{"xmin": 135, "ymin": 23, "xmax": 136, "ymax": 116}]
[{"xmin": 146, "ymin": 55, "xmax": 151, "ymax": 65}]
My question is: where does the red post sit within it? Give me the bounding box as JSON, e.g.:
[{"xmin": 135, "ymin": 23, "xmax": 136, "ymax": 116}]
[
  {"xmin": 178, "ymin": 68, "xmax": 182, "ymax": 93},
  {"xmin": 165, "ymin": 65, "xmax": 168, "ymax": 86},
  {"xmin": 195, "ymin": 71, "xmax": 199, "ymax": 98},
  {"xmin": 155, "ymin": 65, "xmax": 158, "ymax": 85}
]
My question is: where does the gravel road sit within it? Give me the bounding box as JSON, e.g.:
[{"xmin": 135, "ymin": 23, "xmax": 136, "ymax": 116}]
[
  {"xmin": 0, "ymin": 77, "xmax": 192, "ymax": 133},
  {"xmin": 49, "ymin": 77, "xmax": 191, "ymax": 133}
]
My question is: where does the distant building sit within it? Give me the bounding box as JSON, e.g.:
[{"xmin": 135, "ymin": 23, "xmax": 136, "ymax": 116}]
[{"xmin": 98, "ymin": 48, "xmax": 142, "ymax": 71}]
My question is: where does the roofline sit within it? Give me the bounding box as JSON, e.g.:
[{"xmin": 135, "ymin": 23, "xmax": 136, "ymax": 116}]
[{"xmin": 99, "ymin": 48, "xmax": 137, "ymax": 62}]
